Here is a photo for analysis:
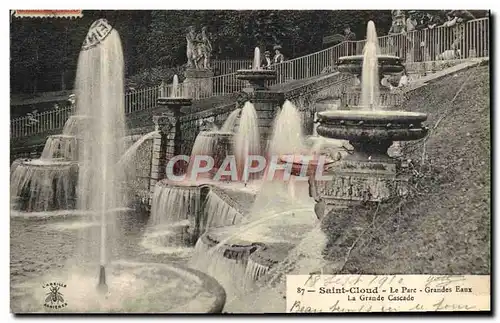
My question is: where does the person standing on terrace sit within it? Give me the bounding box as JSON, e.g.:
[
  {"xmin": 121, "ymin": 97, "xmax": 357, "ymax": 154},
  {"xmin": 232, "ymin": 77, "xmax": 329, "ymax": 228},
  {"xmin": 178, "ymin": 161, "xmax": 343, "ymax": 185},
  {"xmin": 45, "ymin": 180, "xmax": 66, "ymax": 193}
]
[
  {"xmin": 273, "ymin": 45, "xmax": 284, "ymax": 64},
  {"xmin": 424, "ymin": 11, "xmax": 442, "ymax": 61},
  {"xmin": 273, "ymin": 45, "xmax": 285, "ymax": 83},
  {"xmin": 261, "ymin": 50, "xmax": 272, "ymax": 69},
  {"xmin": 442, "ymin": 10, "xmax": 476, "ymax": 58},
  {"xmin": 343, "ymin": 25, "xmax": 356, "ymax": 55},
  {"xmin": 405, "ymin": 10, "xmax": 419, "ymax": 62},
  {"xmin": 388, "ymin": 10, "xmax": 406, "ymax": 58}
]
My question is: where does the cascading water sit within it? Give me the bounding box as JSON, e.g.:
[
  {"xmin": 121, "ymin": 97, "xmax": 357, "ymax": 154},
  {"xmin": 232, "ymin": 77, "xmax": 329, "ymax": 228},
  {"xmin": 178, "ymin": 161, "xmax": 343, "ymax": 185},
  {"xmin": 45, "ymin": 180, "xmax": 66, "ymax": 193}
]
[
  {"xmin": 190, "ymin": 201, "xmax": 317, "ymax": 306},
  {"xmin": 185, "ymin": 130, "xmax": 217, "ymax": 181},
  {"xmin": 234, "ymin": 102, "xmax": 261, "ymax": 181},
  {"xmin": 150, "ymin": 184, "xmax": 201, "ymax": 226},
  {"xmin": 189, "ymin": 98, "xmax": 319, "ymax": 300},
  {"xmin": 200, "ymin": 189, "xmax": 244, "ymax": 232},
  {"xmin": 361, "ymin": 21, "xmax": 381, "ymax": 109},
  {"xmin": 41, "ymin": 135, "xmax": 78, "ymax": 160},
  {"xmin": 191, "ymin": 131, "xmax": 217, "ymax": 157},
  {"xmin": 146, "ymin": 107, "xmax": 243, "ymax": 245},
  {"xmin": 10, "ymin": 160, "xmax": 78, "ymax": 211},
  {"xmin": 143, "ymin": 183, "xmax": 201, "ymax": 252},
  {"xmin": 117, "ymin": 131, "xmax": 158, "ymax": 167},
  {"xmin": 10, "ymin": 115, "xmax": 88, "ymax": 212},
  {"xmin": 220, "ymin": 108, "xmax": 241, "ymax": 133},
  {"xmin": 62, "ymin": 115, "xmax": 91, "ymax": 136}
]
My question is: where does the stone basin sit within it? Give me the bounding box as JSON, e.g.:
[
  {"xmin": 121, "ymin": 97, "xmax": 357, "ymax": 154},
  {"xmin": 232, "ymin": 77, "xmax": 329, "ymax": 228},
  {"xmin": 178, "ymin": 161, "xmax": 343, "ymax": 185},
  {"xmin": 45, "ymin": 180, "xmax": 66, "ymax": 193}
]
[
  {"xmin": 199, "ymin": 131, "xmax": 233, "ymax": 139},
  {"xmin": 10, "ymin": 158, "xmax": 79, "ymax": 212},
  {"xmin": 317, "ymin": 110, "xmax": 428, "ymax": 141},
  {"xmin": 337, "ymin": 54, "xmax": 404, "ymax": 75},
  {"xmin": 157, "ymin": 97, "xmax": 193, "ymax": 108},
  {"xmin": 236, "ymin": 69, "xmax": 277, "ymax": 81},
  {"xmin": 316, "ymin": 110, "xmax": 428, "ymax": 161},
  {"xmin": 11, "ymin": 261, "xmax": 226, "ymax": 313}
]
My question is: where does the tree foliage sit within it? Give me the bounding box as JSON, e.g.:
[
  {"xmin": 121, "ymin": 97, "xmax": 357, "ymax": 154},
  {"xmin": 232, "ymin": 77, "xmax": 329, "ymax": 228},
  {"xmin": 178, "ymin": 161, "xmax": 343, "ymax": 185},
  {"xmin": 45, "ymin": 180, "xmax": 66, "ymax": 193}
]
[{"xmin": 19, "ymin": 9, "xmax": 486, "ymax": 93}]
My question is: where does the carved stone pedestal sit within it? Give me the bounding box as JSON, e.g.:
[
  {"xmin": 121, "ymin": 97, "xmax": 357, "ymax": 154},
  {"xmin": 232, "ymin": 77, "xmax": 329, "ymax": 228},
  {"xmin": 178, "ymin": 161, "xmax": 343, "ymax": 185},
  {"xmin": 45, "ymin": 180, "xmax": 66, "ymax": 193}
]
[
  {"xmin": 184, "ymin": 68, "xmax": 213, "ymax": 99},
  {"xmin": 312, "ymin": 158, "xmax": 409, "ymax": 216}
]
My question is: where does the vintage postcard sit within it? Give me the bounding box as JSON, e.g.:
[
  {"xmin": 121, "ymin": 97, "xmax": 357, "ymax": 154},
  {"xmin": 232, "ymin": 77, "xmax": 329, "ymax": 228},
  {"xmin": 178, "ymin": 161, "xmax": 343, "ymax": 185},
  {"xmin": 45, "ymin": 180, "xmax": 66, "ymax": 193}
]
[{"xmin": 9, "ymin": 9, "xmax": 491, "ymax": 314}]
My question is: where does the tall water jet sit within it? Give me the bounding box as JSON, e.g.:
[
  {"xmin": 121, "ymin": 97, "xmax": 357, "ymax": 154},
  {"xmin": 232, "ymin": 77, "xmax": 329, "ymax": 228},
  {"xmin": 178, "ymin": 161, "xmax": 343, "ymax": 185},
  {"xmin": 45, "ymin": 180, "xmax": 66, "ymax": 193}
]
[
  {"xmin": 361, "ymin": 21, "xmax": 380, "ymax": 109},
  {"xmin": 234, "ymin": 102, "xmax": 261, "ymax": 181},
  {"xmin": 172, "ymin": 74, "xmax": 180, "ymax": 98},
  {"xmin": 366, "ymin": 20, "xmax": 381, "ymax": 54},
  {"xmin": 75, "ymin": 19, "xmax": 126, "ymax": 293},
  {"xmin": 268, "ymin": 100, "xmax": 305, "ymax": 156},
  {"xmin": 253, "ymin": 47, "xmax": 261, "ymax": 70},
  {"xmin": 336, "ymin": 21, "xmax": 404, "ymax": 109}
]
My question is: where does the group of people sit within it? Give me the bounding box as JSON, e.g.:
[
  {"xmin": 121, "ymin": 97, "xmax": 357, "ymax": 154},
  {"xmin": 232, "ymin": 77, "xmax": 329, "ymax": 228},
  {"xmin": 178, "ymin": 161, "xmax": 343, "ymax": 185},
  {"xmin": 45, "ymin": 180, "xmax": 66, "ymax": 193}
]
[
  {"xmin": 387, "ymin": 10, "xmax": 478, "ymax": 62},
  {"xmin": 261, "ymin": 45, "xmax": 285, "ymax": 69}
]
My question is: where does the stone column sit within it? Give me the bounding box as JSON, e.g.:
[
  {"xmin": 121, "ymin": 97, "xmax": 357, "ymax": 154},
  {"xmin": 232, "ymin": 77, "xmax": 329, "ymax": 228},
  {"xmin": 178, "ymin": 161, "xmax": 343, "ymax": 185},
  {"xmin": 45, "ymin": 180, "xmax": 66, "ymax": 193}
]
[
  {"xmin": 236, "ymin": 89, "xmax": 284, "ymax": 149},
  {"xmin": 235, "ymin": 69, "xmax": 284, "ymax": 149},
  {"xmin": 149, "ymin": 113, "xmax": 177, "ymax": 200},
  {"xmin": 184, "ymin": 68, "xmax": 214, "ymax": 99}
]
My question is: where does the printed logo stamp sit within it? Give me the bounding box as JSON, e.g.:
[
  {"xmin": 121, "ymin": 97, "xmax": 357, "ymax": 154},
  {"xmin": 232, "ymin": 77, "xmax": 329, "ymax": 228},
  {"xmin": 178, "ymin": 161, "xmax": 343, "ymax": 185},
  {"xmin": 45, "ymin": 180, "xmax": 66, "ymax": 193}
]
[
  {"xmin": 42, "ymin": 282, "xmax": 68, "ymax": 309},
  {"xmin": 11, "ymin": 10, "xmax": 83, "ymax": 19}
]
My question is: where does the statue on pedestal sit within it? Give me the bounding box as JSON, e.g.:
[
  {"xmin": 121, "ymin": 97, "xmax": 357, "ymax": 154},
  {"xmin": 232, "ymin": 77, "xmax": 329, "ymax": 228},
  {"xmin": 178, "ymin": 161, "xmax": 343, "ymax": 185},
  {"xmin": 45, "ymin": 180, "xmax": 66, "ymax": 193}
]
[
  {"xmin": 186, "ymin": 26, "xmax": 212, "ymax": 69},
  {"xmin": 186, "ymin": 26, "xmax": 197, "ymax": 68}
]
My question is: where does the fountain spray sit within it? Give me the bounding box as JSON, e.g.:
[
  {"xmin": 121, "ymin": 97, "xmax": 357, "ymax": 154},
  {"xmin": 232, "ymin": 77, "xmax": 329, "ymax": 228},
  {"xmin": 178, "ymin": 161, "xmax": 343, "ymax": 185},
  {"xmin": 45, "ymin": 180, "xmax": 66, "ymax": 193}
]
[
  {"xmin": 243, "ymin": 137, "xmax": 250, "ymax": 186},
  {"xmin": 97, "ymin": 168, "xmax": 108, "ymax": 294},
  {"xmin": 172, "ymin": 74, "xmax": 179, "ymax": 98},
  {"xmin": 76, "ymin": 19, "xmax": 126, "ymax": 295},
  {"xmin": 361, "ymin": 21, "xmax": 381, "ymax": 109},
  {"xmin": 252, "ymin": 47, "xmax": 261, "ymax": 70}
]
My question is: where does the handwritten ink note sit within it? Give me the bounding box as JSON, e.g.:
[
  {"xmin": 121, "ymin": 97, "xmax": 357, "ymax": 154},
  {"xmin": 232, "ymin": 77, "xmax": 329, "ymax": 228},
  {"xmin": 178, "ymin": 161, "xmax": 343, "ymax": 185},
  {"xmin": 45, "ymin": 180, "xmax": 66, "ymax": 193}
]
[{"xmin": 286, "ymin": 275, "xmax": 490, "ymax": 313}]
